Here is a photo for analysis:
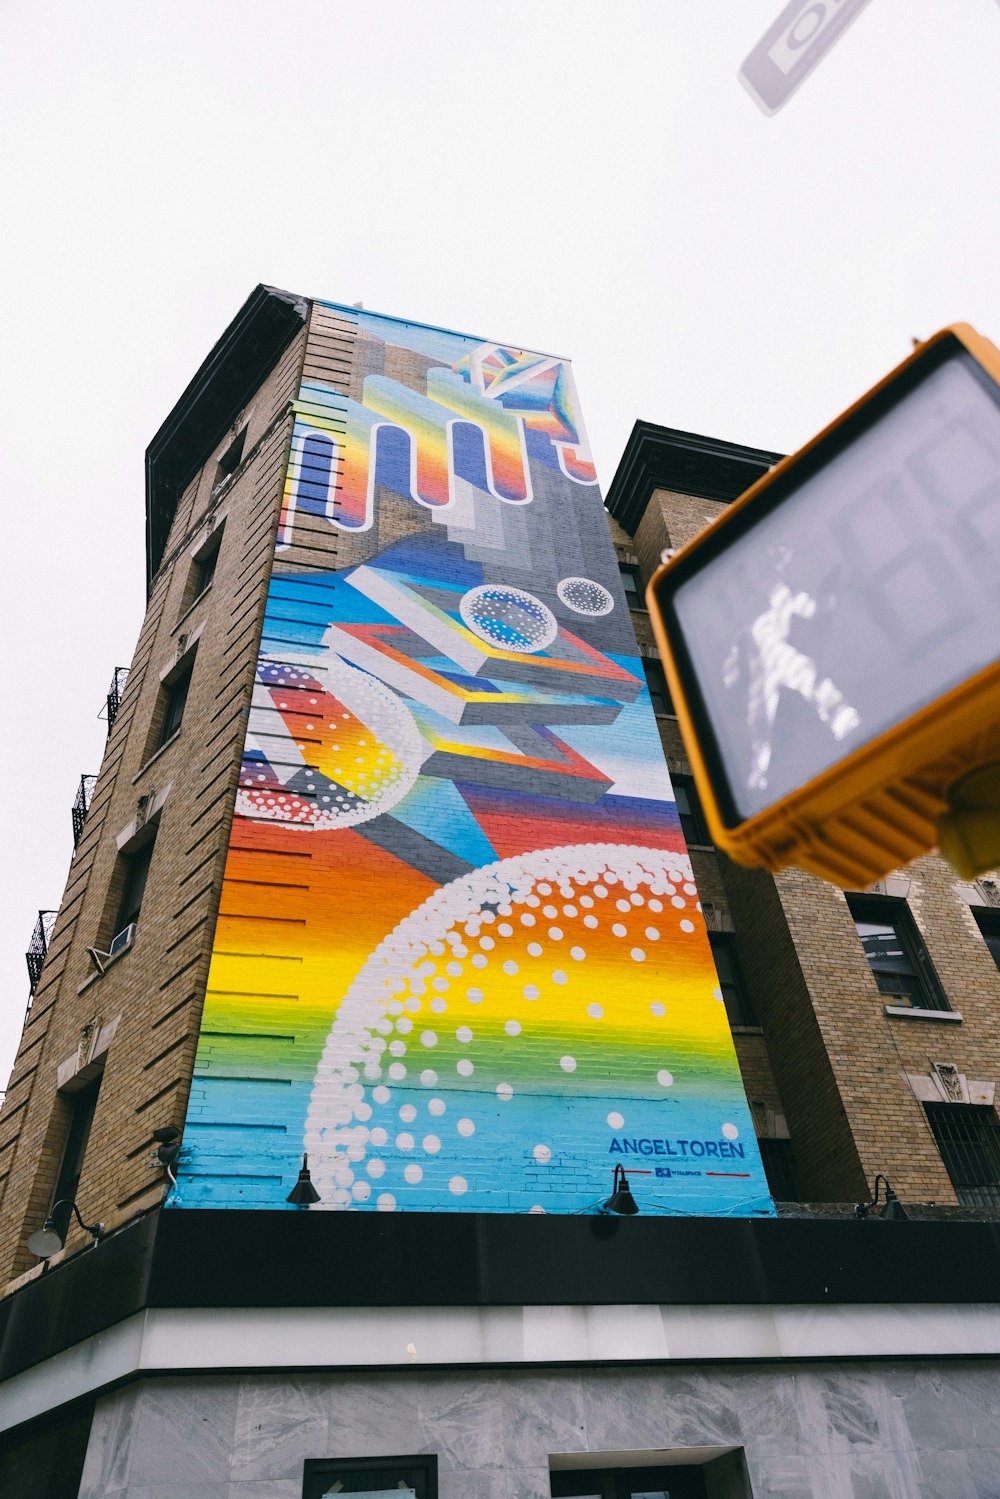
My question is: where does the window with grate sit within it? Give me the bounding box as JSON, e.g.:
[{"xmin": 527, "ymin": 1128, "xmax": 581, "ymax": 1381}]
[
  {"xmin": 673, "ymin": 774, "xmax": 711, "ymax": 847},
  {"xmin": 303, "ymin": 1455, "xmax": 436, "ymax": 1499},
  {"xmin": 642, "ymin": 658, "xmax": 674, "ymax": 715},
  {"xmin": 156, "ymin": 656, "xmax": 194, "ymax": 750},
  {"xmin": 619, "ymin": 563, "xmax": 642, "ymax": 607},
  {"xmin": 214, "ymin": 426, "xmax": 247, "ymax": 488},
  {"xmin": 708, "ymin": 932, "xmax": 756, "ymax": 1026},
  {"xmin": 191, "ymin": 524, "xmax": 224, "ymax": 599},
  {"xmin": 758, "ymin": 1138, "xmax": 799, "ymax": 1201},
  {"xmin": 973, "ymin": 906, "xmax": 1000, "ymax": 973},
  {"xmin": 926, "ymin": 1103, "xmax": 1000, "ymax": 1206},
  {"xmin": 845, "ymin": 895, "xmax": 947, "ymax": 1010}
]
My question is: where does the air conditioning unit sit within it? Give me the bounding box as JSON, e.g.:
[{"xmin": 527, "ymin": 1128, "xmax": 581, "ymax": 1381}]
[{"xmin": 108, "ymin": 923, "xmax": 137, "ymax": 959}]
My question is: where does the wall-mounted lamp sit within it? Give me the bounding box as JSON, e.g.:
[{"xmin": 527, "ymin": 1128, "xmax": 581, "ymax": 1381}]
[
  {"xmin": 152, "ymin": 1124, "xmax": 182, "ymax": 1186},
  {"xmin": 27, "ymin": 1201, "xmax": 104, "ymax": 1259},
  {"xmin": 286, "ymin": 1153, "xmax": 321, "ymax": 1207},
  {"xmin": 855, "ymin": 1173, "xmax": 909, "ymax": 1222},
  {"xmin": 602, "ymin": 1163, "xmax": 640, "ymax": 1215}
]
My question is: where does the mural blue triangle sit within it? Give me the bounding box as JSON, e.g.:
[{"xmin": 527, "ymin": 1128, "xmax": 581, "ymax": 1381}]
[{"xmin": 392, "ymin": 775, "xmax": 498, "ymax": 868}]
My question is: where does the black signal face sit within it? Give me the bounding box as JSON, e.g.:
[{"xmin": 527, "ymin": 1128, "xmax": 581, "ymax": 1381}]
[{"xmin": 664, "ymin": 340, "xmax": 1000, "ymax": 827}]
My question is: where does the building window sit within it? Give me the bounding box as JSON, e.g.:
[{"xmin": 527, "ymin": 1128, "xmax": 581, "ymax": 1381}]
[
  {"xmin": 114, "ymin": 834, "xmax": 155, "ymax": 940},
  {"xmin": 303, "ymin": 1455, "xmax": 437, "ymax": 1499},
  {"xmin": 619, "ymin": 563, "xmax": 642, "ymax": 607},
  {"xmin": 708, "ymin": 932, "xmax": 756, "ymax": 1026},
  {"xmin": 642, "ymin": 658, "xmax": 673, "ymax": 715},
  {"xmin": 156, "ymin": 656, "xmax": 194, "ymax": 750},
  {"xmin": 552, "ymin": 1464, "xmax": 708, "ymax": 1499},
  {"xmin": 758, "ymin": 1138, "xmax": 798, "ymax": 1201},
  {"xmin": 673, "ymin": 773, "xmax": 711, "ymax": 847},
  {"xmin": 973, "ymin": 906, "xmax": 1000, "ymax": 973},
  {"xmin": 214, "ymin": 426, "xmax": 247, "ymax": 489},
  {"xmin": 845, "ymin": 895, "xmax": 947, "ymax": 1010},
  {"xmin": 191, "ymin": 524, "xmax": 224, "ymax": 600},
  {"xmin": 926, "ymin": 1103, "xmax": 1000, "ymax": 1206},
  {"xmin": 49, "ymin": 1076, "xmax": 102, "ymax": 1241}
]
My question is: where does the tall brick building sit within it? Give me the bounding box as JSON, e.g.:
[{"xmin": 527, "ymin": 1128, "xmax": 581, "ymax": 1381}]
[{"xmin": 2, "ymin": 288, "xmax": 1000, "ymax": 1499}]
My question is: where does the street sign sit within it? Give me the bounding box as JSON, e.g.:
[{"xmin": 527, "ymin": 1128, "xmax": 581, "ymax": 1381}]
[{"xmin": 647, "ymin": 325, "xmax": 1000, "ymax": 887}]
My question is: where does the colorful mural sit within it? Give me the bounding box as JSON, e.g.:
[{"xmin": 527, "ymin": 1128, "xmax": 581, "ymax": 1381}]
[{"xmin": 173, "ymin": 303, "xmax": 773, "ymax": 1216}]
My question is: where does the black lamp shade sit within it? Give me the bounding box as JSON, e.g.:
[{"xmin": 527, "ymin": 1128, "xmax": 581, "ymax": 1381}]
[{"xmin": 286, "ymin": 1154, "xmax": 321, "ymax": 1206}]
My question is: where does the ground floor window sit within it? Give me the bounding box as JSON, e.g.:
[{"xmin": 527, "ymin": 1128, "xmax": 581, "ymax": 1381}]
[
  {"xmin": 551, "ymin": 1465, "xmax": 707, "ymax": 1499},
  {"xmin": 926, "ymin": 1103, "xmax": 1000, "ymax": 1206},
  {"xmin": 303, "ymin": 1455, "xmax": 437, "ymax": 1499}
]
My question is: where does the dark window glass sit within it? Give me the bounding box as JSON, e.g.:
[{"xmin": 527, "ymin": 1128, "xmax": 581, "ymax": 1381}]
[
  {"xmin": 758, "ymin": 1138, "xmax": 798, "ymax": 1201},
  {"xmin": 50, "ymin": 1078, "xmax": 101, "ymax": 1239},
  {"xmin": 158, "ymin": 661, "xmax": 193, "ymax": 748},
  {"xmin": 303, "ymin": 1455, "xmax": 436, "ymax": 1499},
  {"xmin": 215, "ymin": 427, "xmax": 247, "ymax": 486},
  {"xmin": 845, "ymin": 895, "xmax": 947, "ymax": 1010},
  {"xmin": 193, "ymin": 535, "xmax": 221, "ymax": 596},
  {"xmin": 973, "ymin": 906, "xmax": 1000, "ymax": 973},
  {"xmin": 926, "ymin": 1104, "xmax": 1000, "ymax": 1206},
  {"xmin": 619, "ymin": 564, "xmax": 642, "ymax": 606},
  {"xmin": 642, "ymin": 659, "xmax": 673, "ymax": 715},
  {"xmin": 115, "ymin": 836, "xmax": 154, "ymax": 935},
  {"xmin": 552, "ymin": 1466, "xmax": 707, "ymax": 1499},
  {"xmin": 0, "ymin": 1402, "xmax": 95, "ymax": 1499},
  {"xmin": 708, "ymin": 932, "xmax": 756, "ymax": 1026},
  {"xmin": 673, "ymin": 774, "xmax": 711, "ymax": 847}
]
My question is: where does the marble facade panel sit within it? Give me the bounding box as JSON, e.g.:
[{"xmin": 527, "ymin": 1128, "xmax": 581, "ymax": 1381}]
[{"xmin": 231, "ymin": 1375, "xmax": 329, "ymax": 1480}]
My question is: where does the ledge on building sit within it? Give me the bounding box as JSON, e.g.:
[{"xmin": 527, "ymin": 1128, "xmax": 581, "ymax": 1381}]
[
  {"xmin": 604, "ymin": 422, "xmax": 783, "ymax": 537},
  {"xmin": 883, "ymin": 1005, "xmax": 963, "ymax": 1023}
]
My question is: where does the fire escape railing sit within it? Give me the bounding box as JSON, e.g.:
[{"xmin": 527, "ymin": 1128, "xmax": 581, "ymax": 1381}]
[
  {"xmin": 72, "ymin": 774, "xmax": 98, "ymax": 847},
  {"xmin": 101, "ymin": 667, "xmax": 129, "ymax": 735},
  {"xmin": 26, "ymin": 910, "xmax": 57, "ymax": 995}
]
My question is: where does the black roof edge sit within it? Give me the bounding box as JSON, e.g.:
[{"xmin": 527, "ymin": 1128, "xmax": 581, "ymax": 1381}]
[
  {"xmin": 605, "ymin": 419, "xmax": 784, "ymax": 537},
  {"xmin": 144, "ymin": 284, "xmax": 309, "ymax": 593}
]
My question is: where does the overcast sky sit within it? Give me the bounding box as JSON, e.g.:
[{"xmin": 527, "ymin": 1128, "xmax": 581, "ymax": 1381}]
[{"xmin": 2, "ymin": 0, "xmax": 999, "ymax": 1090}]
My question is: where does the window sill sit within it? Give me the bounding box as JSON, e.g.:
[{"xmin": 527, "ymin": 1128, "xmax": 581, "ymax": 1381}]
[
  {"xmin": 731, "ymin": 1024, "xmax": 764, "ymax": 1036},
  {"xmin": 133, "ymin": 730, "xmax": 181, "ymax": 783},
  {"xmin": 883, "ymin": 1005, "xmax": 962, "ymax": 1023},
  {"xmin": 77, "ymin": 937, "xmax": 135, "ymax": 994},
  {"xmin": 171, "ymin": 583, "xmax": 212, "ymax": 635}
]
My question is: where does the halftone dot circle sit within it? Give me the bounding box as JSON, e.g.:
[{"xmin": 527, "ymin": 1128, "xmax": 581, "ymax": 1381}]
[
  {"xmin": 583, "ymin": 915, "xmax": 598, "ymax": 929},
  {"xmin": 496, "ymin": 1082, "xmax": 514, "ymax": 1101},
  {"xmin": 645, "ymin": 927, "xmax": 660, "ymax": 941},
  {"xmin": 457, "ymin": 1117, "xmax": 475, "ymax": 1137},
  {"xmin": 523, "ymin": 984, "xmax": 540, "ymax": 1001},
  {"xmin": 430, "ymin": 998, "xmax": 447, "ymax": 1014},
  {"xmin": 527, "ymin": 942, "xmax": 543, "ymax": 958},
  {"xmin": 456, "ymin": 1025, "xmax": 473, "ymax": 1043},
  {"xmin": 449, "ymin": 1175, "xmax": 469, "ymax": 1196},
  {"xmin": 533, "ymin": 1143, "xmax": 552, "ymax": 1164},
  {"xmin": 428, "ymin": 1097, "xmax": 446, "ymax": 1116},
  {"xmin": 370, "ymin": 1127, "xmax": 388, "ymax": 1147},
  {"xmin": 672, "ymin": 895, "xmax": 686, "ymax": 909},
  {"xmin": 399, "ymin": 1104, "xmax": 417, "ymax": 1123},
  {"xmin": 680, "ymin": 920, "xmax": 694, "ymax": 933},
  {"xmin": 373, "ymin": 1085, "xmax": 390, "ymax": 1104},
  {"xmin": 612, "ymin": 923, "xmax": 627, "ymax": 938},
  {"xmin": 657, "ymin": 1069, "xmax": 674, "ymax": 1087},
  {"xmin": 420, "ymin": 1031, "xmax": 438, "ymax": 1047},
  {"xmin": 459, "ymin": 584, "xmax": 557, "ymax": 654},
  {"xmin": 353, "ymin": 1180, "xmax": 372, "ymax": 1202},
  {"xmin": 529, "ymin": 1205, "xmax": 546, "ymax": 1214},
  {"xmin": 423, "ymin": 1134, "xmax": 442, "ymax": 1154},
  {"xmin": 607, "ymin": 1111, "xmax": 625, "ymax": 1129},
  {"xmin": 457, "ymin": 1058, "xmax": 474, "ymax": 1077},
  {"xmin": 388, "ymin": 1062, "xmax": 406, "ymax": 1081},
  {"xmin": 587, "ymin": 1003, "xmax": 604, "ymax": 1019},
  {"xmin": 505, "ymin": 1019, "xmax": 522, "ymax": 1036},
  {"xmin": 471, "ymin": 954, "xmax": 488, "ymax": 969},
  {"xmin": 396, "ymin": 1132, "xmax": 414, "ymax": 1151},
  {"xmin": 367, "ymin": 1159, "xmax": 386, "ymax": 1178},
  {"xmin": 376, "ymin": 1193, "xmax": 397, "ymax": 1212},
  {"xmin": 560, "ymin": 1055, "xmax": 577, "ymax": 1072},
  {"xmin": 570, "ymin": 946, "xmax": 586, "ymax": 961},
  {"xmin": 420, "ymin": 1069, "xmax": 438, "ymax": 1086},
  {"xmin": 466, "ymin": 987, "xmax": 484, "ymax": 1004},
  {"xmin": 404, "ymin": 1163, "xmax": 423, "ymax": 1184},
  {"xmin": 631, "ymin": 948, "xmax": 646, "ymax": 962},
  {"xmin": 650, "ymin": 1001, "xmax": 666, "ymax": 1017},
  {"xmin": 722, "ymin": 1122, "xmax": 739, "ymax": 1140},
  {"xmin": 552, "ymin": 970, "xmax": 568, "ymax": 985},
  {"xmin": 557, "ymin": 576, "xmax": 614, "ymax": 616}
]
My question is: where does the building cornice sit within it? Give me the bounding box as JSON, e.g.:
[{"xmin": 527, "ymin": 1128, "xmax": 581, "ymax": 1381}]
[
  {"xmin": 604, "ymin": 421, "xmax": 783, "ymax": 536},
  {"xmin": 144, "ymin": 283, "xmax": 309, "ymax": 594}
]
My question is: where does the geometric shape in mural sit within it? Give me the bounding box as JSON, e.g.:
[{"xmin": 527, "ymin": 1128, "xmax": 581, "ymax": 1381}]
[
  {"xmin": 557, "ymin": 576, "xmax": 615, "ymax": 617},
  {"xmin": 459, "ymin": 584, "xmax": 559, "ymax": 654}
]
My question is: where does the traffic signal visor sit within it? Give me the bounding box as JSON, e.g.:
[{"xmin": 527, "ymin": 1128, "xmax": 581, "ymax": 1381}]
[{"xmin": 647, "ymin": 324, "xmax": 1000, "ymax": 888}]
